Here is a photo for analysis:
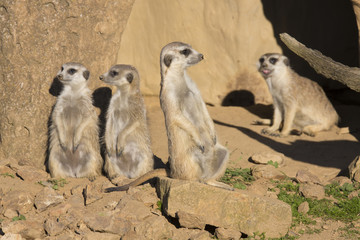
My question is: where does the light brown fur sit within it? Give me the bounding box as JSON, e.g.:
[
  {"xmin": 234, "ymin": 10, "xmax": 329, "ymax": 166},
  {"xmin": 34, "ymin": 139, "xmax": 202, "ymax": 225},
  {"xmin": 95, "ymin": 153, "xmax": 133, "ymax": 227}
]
[
  {"xmin": 256, "ymin": 53, "xmax": 339, "ymax": 137},
  {"xmin": 48, "ymin": 62, "xmax": 102, "ymax": 179},
  {"xmin": 105, "ymin": 42, "xmax": 232, "ymax": 193},
  {"xmin": 100, "ymin": 65, "xmax": 153, "ymax": 179}
]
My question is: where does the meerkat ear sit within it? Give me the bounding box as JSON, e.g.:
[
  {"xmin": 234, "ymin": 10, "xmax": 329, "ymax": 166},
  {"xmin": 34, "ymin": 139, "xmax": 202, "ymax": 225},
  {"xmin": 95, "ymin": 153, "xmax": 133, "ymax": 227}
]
[
  {"xmin": 163, "ymin": 54, "xmax": 173, "ymax": 67},
  {"xmin": 83, "ymin": 70, "xmax": 90, "ymax": 80},
  {"xmin": 283, "ymin": 57, "xmax": 290, "ymax": 66},
  {"xmin": 126, "ymin": 73, "xmax": 133, "ymax": 83}
]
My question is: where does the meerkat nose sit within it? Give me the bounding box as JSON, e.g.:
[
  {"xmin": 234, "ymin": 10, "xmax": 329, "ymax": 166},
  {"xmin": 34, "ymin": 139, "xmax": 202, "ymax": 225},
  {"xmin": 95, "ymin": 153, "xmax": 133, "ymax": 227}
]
[
  {"xmin": 57, "ymin": 74, "xmax": 63, "ymax": 80},
  {"xmin": 99, "ymin": 75, "xmax": 104, "ymax": 81},
  {"xmin": 199, "ymin": 54, "xmax": 204, "ymax": 60}
]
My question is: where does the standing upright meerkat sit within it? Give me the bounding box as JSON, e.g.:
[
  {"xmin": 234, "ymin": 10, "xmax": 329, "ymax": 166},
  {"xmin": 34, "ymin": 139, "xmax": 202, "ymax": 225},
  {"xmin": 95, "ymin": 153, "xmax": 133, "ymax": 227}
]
[
  {"xmin": 48, "ymin": 62, "xmax": 102, "ymax": 179},
  {"xmin": 99, "ymin": 64, "xmax": 154, "ymax": 179},
  {"xmin": 256, "ymin": 53, "xmax": 339, "ymax": 137},
  {"xmin": 105, "ymin": 42, "xmax": 232, "ymax": 192}
]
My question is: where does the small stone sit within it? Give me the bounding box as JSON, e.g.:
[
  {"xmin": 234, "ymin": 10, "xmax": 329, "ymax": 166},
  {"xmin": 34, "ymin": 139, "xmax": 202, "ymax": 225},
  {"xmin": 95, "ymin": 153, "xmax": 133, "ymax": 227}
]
[
  {"xmin": 3, "ymin": 209, "xmax": 18, "ymax": 219},
  {"xmin": 348, "ymin": 190, "xmax": 360, "ymax": 199},
  {"xmin": 251, "ymin": 151, "xmax": 285, "ymax": 166},
  {"xmin": 296, "ymin": 169, "xmax": 321, "ymax": 184},
  {"xmin": 34, "ymin": 187, "xmax": 64, "ymax": 212},
  {"xmin": 0, "ymin": 233, "xmax": 24, "ymax": 240},
  {"xmin": 329, "ymin": 176, "xmax": 352, "ymax": 186},
  {"xmin": 251, "ymin": 165, "xmax": 286, "ymax": 180},
  {"xmin": 83, "ymin": 183, "xmax": 103, "ymax": 206},
  {"xmin": 70, "ymin": 185, "xmax": 84, "ymax": 196},
  {"xmin": 215, "ymin": 227, "xmax": 242, "ymax": 240},
  {"xmin": 9, "ymin": 164, "xmax": 49, "ymax": 182},
  {"xmin": 84, "ymin": 210, "xmax": 132, "ymax": 235},
  {"xmin": 2, "ymin": 220, "xmax": 45, "ymax": 239},
  {"xmin": 176, "ymin": 210, "xmax": 206, "ymax": 229},
  {"xmin": 1, "ymin": 190, "xmax": 34, "ymax": 215},
  {"xmin": 298, "ymin": 201, "xmax": 310, "ymax": 214},
  {"xmin": 44, "ymin": 217, "xmax": 66, "ymax": 236},
  {"xmin": 299, "ymin": 184, "xmax": 325, "ymax": 200},
  {"xmin": 349, "ymin": 156, "xmax": 360, "ymax": 182},
  {"xmin": 115, "ymin": 195, "xmax": 152, "ymax": 221},
  {"xmin": 189, "ymin": 231, "xmax": 211, "ymax": 240}
]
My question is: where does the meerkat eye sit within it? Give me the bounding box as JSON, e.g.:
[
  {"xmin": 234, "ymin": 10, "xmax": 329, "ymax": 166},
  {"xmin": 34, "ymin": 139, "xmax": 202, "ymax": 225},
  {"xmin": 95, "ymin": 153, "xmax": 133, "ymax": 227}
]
[
  {"xmin": 180, "ymin": 48, "xmax": 191, "ymax": 57},
  {"xmin": 110, "ymin": 71, "xmax": 118, "ymax": 77},
  {"xmin": 68, "ymin": 68, "xmax": 77, "ymax": 75},
  {"xmin": 126, "ymin": 73, "xmax": 133, "ymax": 83},
  {"xmin": 259, "ymin": 58, "xmax": 265, "ymax": 64},
  {"xmin": 269, "ymin": 58, "xmax": 278, "ymax": 64}
]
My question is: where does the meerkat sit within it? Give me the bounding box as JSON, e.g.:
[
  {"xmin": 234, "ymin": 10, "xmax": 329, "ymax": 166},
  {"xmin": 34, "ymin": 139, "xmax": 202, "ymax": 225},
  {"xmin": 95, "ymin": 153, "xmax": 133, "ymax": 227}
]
[
  {"xmin": 105, "ymin": 42, "xmax": 232, "ymax": 192},
  {"xmin": 255, "ymin": 53, "xmax": 339, "ymax": 137},
  {"xmin": 48, "ymin": 62, "xmax": 102, "ymax": 179},
  {"xmin": 99, "ymin": 64, "xmax": 154, "ymax": 179}
]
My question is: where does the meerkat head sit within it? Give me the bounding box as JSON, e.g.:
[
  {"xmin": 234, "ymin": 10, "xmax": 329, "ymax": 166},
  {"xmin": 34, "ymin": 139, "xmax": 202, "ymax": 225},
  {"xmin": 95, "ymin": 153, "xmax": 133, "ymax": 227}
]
[
  {"xmin": 57, "ymin": 62, "xmax": 90, "ymax": 86},
  {"xmin": 99, "ymin": 64, "xmax": 140, "ymax": 91},
  {"xmin": 257, "ymin": 53, "xmax": 290, "ymax": 78},
  {"xmin": 160, "ymin": 42, "xmax": 204, "ymax": 73}
]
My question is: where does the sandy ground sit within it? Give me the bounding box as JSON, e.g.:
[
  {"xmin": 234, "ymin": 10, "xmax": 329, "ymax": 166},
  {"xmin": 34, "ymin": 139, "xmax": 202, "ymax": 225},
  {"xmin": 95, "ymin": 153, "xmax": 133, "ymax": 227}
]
[
  {"xmin": 145, "ymin": 95, "xmax": 360, "ymax": 239},
  {"xmin": 145, "ymin": 96, "xmax": 360, "ymax": 183}
]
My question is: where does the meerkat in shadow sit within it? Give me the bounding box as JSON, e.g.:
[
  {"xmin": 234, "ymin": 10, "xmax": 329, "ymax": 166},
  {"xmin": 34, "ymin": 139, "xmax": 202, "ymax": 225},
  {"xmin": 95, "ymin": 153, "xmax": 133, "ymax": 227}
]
[
  {"xmin": 105, "ymin": 42, "xmax": 232, "ymax": 192},
  {"xmin": 99, "ymin": 64, "xmax": 154, "ymax": 179},
  {"xmin": 48, "ymin": 62, "xmax": 102, "ymax": 180},
  {"xmin": 255, "ymin": 53, "xmax": 339, "ymax": 137}
]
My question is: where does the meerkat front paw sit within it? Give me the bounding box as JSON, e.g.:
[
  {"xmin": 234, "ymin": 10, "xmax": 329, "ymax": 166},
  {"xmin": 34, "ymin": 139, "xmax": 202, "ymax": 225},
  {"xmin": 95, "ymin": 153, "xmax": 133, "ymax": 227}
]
[{"xmin": 261, "ymin": 127, "xmax": 276, "ymax": 135}]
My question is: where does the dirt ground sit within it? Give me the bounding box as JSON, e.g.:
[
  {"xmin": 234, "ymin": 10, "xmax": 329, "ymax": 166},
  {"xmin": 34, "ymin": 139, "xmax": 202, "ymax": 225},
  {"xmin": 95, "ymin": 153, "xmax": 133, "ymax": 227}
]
[
  {"xmin": 144, "ymin": 95, "xmax": 360, "ymax": 239},
  {"xmin": 1, "ymin": 96, "xmax": 359, "ymax": 239}
]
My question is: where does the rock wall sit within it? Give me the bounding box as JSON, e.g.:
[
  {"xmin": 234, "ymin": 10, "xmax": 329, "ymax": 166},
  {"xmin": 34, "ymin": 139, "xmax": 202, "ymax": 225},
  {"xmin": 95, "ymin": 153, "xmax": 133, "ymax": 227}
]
[
  {"xmin": 0, "ymin": 0, "xmax": 135, "ymax": 167},
  {"xmin": 117, "ymin": 0, "xmax": 358, "ymax": 105},
  {"xmin": 117, "ymin": 0, "xmax": 279, "ymax": 105}
]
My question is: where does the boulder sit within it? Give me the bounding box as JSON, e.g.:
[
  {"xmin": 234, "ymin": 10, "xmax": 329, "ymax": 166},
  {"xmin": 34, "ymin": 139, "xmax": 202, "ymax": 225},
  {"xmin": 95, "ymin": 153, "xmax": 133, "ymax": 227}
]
[{"xmin": 156, "ymin": 177, "xmax": 292, "ymax": 238}]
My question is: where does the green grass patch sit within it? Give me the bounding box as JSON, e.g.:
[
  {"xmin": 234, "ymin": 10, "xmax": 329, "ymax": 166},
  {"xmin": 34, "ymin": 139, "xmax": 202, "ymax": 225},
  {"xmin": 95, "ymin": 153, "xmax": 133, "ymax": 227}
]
[
  {"xmin": 275, "ymin": 180, "xmax": 360, "ymax": 228},
  {"xmin": 220, "ymin": 168, "xmax": 254, "ymax": 190},
  {"xmin": 12, "ymin": 215, "xmax": 26, "ymax": 221},
  {"xmin": 0, "ymin": 173, "xmax": 15, "ymax": 178},
  {"xmin": 38, "ymin": 178, "xmax": 68, "ymax": 190},
  {"xmin": 267, "ymin": 160, "xmax": 279, "ymax": 168}
]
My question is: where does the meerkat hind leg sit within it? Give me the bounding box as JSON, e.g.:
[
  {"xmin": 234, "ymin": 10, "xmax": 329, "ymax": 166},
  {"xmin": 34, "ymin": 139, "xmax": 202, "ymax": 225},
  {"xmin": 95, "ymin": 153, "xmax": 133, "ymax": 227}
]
[{"xmin": 303, "ymin": 124, "xmax": 326, "ymax": 137}]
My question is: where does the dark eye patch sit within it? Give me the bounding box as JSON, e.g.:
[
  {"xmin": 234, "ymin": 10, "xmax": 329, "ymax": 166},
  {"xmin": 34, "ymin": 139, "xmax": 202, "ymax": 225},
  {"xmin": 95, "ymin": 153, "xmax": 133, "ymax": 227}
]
[
  {"xmin": 259, "ymin": 58, "xmax": 264, "ymax": 64},
  {"xmin": 180, "ymin": 48, "xmax": 191, "ymax": 57},
  {"xmin": 269, "ymin": 58, "xmax": 278, "ymax": 64},
  {"xmin": 110, "ymin": 70, "xmax": 118, "ymax": 77},
  {"xmin": 61, "ymin": 67, "xmax": 64, "ymax": 72},
  {"xmin": 126, "ymin": 73, "xmax": 133, "ymax": 83},
  {"xmin": 68, "ymin": 68, "xmax": 77, "ymax": 75}
]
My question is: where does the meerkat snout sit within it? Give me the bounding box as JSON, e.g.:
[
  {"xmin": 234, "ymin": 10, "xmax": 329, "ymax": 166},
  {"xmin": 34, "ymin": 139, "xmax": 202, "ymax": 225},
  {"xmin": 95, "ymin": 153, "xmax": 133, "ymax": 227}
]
[{"xmin": 99, "ymin": 75, "xmax": 104, "ymax": 81}]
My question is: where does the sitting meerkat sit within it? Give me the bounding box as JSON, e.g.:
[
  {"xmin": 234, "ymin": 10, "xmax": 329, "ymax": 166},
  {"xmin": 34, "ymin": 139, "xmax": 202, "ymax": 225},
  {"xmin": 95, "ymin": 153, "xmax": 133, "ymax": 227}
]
[
  {"xmin": 48, "ymin": 62, "xmax": 103, "ymax": 179},
  {"xmin": 99, "ymin": 65, "xmax": 154, "ymax": 179},
  {"xmin": 105, "ymin": 42, "xmax": 232, "ymax": 192},
  {"xmin": 256, "ymin": 53, "xmax": 339, "ymax": 137}
]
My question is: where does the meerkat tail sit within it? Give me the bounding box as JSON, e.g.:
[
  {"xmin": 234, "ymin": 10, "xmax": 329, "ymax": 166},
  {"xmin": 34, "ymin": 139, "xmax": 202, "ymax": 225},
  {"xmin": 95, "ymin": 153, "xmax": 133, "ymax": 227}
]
[{"xmin": 104, "ymin": 168, "xmax": 169, "ymax": 192}]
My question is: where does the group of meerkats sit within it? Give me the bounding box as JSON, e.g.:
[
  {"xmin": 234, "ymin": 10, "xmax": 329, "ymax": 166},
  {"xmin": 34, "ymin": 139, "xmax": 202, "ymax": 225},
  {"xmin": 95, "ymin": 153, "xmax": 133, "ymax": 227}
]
[{"xmin": 48, "ymin": 42, "xmax": 339, "ymax": 192}]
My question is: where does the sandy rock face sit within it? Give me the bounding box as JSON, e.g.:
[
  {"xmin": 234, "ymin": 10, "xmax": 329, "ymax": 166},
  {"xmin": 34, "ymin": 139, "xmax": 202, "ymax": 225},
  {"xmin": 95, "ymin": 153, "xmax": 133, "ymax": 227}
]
[
  {"xmin": 156, "ymin": 177, "xmax": 292, "ymax": 238},
  {"xmin": 117, "ymin": 0, "xmax": 277, "ymax": 105},
  {"xmin": 0, "ymin": 1, "xmax": 135, "ymax": 167}
]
